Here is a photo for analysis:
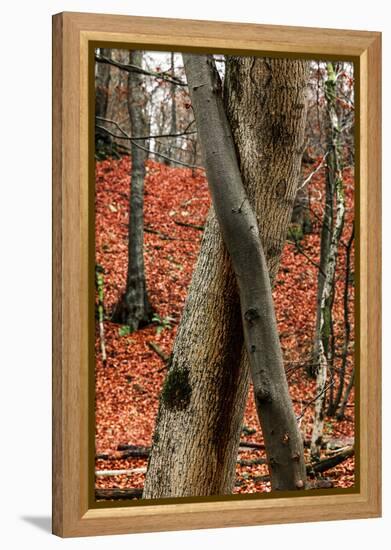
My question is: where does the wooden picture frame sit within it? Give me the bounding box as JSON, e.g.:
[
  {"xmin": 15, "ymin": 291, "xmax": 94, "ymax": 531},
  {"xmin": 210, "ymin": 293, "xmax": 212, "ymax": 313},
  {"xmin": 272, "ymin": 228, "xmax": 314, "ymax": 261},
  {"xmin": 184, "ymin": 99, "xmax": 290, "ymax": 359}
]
[{"xmin": 52, "ymin": 11, "xmax": 381, "ymax": 537}]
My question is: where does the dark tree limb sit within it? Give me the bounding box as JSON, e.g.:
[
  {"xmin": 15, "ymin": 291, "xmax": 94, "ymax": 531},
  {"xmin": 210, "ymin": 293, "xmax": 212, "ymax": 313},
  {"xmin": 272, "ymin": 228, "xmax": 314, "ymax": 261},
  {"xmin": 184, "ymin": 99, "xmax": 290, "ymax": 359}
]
[
  {"xmin": 144, "ymin": 226, "xmax": 196, "ymax": 243},
  {"xmin": 173, "ymin": 220, "xmax": 205, "ymax": 231}
]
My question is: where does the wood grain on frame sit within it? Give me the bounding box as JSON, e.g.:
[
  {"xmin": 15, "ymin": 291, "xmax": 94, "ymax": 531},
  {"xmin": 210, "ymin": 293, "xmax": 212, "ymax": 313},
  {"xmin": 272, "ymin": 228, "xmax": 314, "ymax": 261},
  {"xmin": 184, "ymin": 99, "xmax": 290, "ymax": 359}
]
[{"xmin": 52, "ymin": 11, "xmax": 381, "ymax": 537}]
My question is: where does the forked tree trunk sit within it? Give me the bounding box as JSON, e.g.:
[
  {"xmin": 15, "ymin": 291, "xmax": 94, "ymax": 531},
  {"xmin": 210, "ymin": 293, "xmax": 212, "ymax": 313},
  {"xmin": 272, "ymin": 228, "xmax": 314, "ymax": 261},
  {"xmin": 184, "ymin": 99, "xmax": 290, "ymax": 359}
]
[
  {"xmin": 143, "ymin": 55, "xmax": 309, "ymax": 498},
  {"xmin": 112, "ymin": 51, "xmax": 153, "ymax": 329},
  {"xmin": 183, "ymin": 54, "xmax": 307, "ymax": 490}
]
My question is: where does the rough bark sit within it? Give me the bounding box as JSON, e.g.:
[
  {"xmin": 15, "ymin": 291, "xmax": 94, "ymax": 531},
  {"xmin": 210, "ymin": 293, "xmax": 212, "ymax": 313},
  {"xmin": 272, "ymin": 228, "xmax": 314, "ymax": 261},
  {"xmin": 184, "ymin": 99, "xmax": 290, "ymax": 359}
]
[
  {"xmin": 311, "ymin": 63, "xmax": 345, "ymax": 457},
  {"xmin": 144, "ymin": 56, "xmax": 309, "ymax": 498},
  {"xmin": 112, "ymin": 51, "xmax": 153, "ymax": 329}
]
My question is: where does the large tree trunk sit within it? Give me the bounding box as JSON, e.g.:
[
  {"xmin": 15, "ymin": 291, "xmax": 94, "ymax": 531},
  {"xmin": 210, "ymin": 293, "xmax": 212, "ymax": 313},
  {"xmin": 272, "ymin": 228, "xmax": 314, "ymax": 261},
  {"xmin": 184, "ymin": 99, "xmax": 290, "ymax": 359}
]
[
  {"xmin": 143, "ymin": 55, "xmax": 309, "ymax": 498},
  {"xmin": 112, "ymin": 51, "xmax": 153, "ymax": 329}
]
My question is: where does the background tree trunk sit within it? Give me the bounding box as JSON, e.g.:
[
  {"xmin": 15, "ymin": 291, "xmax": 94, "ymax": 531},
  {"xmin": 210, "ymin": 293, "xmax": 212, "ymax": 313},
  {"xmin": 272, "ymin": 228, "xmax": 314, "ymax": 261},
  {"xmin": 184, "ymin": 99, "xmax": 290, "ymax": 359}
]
[
  {"xmin": 112, "ymin": 51, "xmax": 153, "ymax": 329},
  {"xmin": 311, "ymin": 63, "xmax": 346, "ymax": 457},
  {"xmin": 143, "ymin": 55, "xmax": 309, "ymax": 499},
  {"xmin": 95, "ymin": 48, "xmax": 111, "ymax": 119},
  {"xmin": 168, "ymin": 52, "xmax": 177, "ymax": 165}
]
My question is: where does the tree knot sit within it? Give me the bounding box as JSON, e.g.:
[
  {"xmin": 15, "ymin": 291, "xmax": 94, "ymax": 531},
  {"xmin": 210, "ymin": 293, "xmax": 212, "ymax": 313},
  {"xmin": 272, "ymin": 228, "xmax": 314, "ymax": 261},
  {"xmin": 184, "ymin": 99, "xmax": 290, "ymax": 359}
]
[
  {"xmin": 255, "ymin": 384, "xmax": 272, "ymax": 404},
  {"xmin": 244, "ymin": 307, "xmax": 260, "ymax": 325}
]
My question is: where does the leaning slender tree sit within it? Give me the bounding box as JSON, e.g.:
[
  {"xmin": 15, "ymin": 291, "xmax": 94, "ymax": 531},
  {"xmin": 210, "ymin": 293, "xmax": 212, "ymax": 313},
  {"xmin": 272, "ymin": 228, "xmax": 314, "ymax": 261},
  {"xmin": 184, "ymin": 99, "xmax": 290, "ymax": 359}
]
[
  {"xmin": 144, "ymin": 55, "xmax": 309, "ymax": 498},
  {"xmin": 112, "ymin": 51, "xmax": 154, "ymax": 329}
]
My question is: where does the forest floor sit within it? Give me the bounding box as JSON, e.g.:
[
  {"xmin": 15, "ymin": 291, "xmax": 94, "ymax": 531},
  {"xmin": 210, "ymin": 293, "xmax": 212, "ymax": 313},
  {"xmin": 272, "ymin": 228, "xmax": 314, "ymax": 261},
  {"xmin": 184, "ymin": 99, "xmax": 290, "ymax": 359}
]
[{"xmin": 95, "ymin": 156, "xmax": 355, "ymax": 498}]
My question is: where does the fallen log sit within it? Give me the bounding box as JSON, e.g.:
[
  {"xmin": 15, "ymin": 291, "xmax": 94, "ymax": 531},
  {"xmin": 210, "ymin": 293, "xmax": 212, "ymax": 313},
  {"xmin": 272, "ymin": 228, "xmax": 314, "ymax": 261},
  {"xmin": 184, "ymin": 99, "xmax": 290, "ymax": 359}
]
[
  {"xmin": 96, "ymin": 445, "xmax": 151, "ymax": 460},
  {"xmin": 237, "ymin": 457, "xmax": 267, "ymax": 467},
  {"xmin": 96, "ymin": 449, "xmax": 150, "ymax": 460},
  {"xmin": 307, "ymin": 446, "xmax": 354, "ymax": 476},
  {"xmin": 173, "ymin": 219, "xmax": 204, "ymax": 231},
  {"xmin": 253, "ymin": 446, "xmax": 354, "ymax": 483},
  {"xmin": 115, "ymin": 445, "xmax": 151, "ymax": 457},
  {"xmin": 95, "ymin": 488, "xmax": 143, "ymax": 500},
  {"xmin": 96, "ymin": 467, "xmax": 146, "ymax": 476},
  {"xmin": 147, "ymin": 341, "xmax": 170, "ymax": 363},
  {"xmin": 99, "ymin": 439, "xmax": 352, "ymax": 461},
  {"xmin": 144, "ymin": 226, "xmax": 176, "ymax": 241},
  {"xmin": 238, "ymin": 441, "xmax": 264, "ymax": 450}
]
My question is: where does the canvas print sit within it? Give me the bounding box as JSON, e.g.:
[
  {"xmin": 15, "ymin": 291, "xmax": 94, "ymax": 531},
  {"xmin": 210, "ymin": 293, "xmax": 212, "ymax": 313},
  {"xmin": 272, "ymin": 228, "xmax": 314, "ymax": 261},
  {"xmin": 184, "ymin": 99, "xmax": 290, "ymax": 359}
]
[{"xmin": 94, "ymin": 49, "xmax": 355, "ymax": 502}]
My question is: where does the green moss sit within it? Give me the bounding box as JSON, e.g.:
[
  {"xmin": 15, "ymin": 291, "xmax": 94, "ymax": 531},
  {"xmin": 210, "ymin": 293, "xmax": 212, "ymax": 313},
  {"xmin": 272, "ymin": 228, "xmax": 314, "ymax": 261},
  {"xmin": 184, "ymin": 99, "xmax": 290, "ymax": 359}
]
[
  {"xmin": 302, "ymin": 212, "xmax": 313, "ymax": 235},
  {"xmin": 161, "ymin": 366, "xmax": 192, "ymax": 411},
  {"xmin": 288, "ymin": 223, "xmax": 304, "ymax": 242}
]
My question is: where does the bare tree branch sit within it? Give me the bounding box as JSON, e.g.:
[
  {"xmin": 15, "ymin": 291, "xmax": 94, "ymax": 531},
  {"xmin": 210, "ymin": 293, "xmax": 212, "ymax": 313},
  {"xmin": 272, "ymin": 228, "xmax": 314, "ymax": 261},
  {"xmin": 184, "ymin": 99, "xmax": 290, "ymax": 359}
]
[
  {"xmin": 288, "ymin": 227, "xmax": 325, "ymax": 277},
  {"xmin": 96, "ymin": 116, "xmax": 197, "ymax": 141},
  {"xmin": 298, "ymin": 152, "xmax": 329, "ymax": 190},
  {"xmin": 95, "ymin": 120, "xmax": 204, "ymax": 170},
  {"xmin": 95, "ymin": 54, "xmax": 187, "ymax": 86},
  {"xmin": 296, "ymin": 379, "xmax": 335, "ymax": 422}
]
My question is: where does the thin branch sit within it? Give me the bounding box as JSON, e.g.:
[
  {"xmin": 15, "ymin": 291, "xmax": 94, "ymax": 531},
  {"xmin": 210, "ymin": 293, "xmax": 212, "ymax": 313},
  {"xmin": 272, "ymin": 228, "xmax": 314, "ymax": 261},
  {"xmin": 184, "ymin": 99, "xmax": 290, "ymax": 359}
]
[
  {"xmin": 96, "ymin": 118, "xmax": 197, "ymax": 141},
  {"xmin": 288, "ymin": 228, "xmax": 325, "ymax": 277},
  {"xmin": 136, "ymin": 141, "xmax": 202, "ymax": 169},
  {"xmin": 296, "ymin": 379, "xmax": 335, "ymax": 422},
  {"xmin": 298, "ymin": 152, "xmax": 328, "ymax": 190},
  {"xmin": 144, "ymin": 225, "xmax": 196, "ymax": 243},
  {"xmin": 144, "ymin": 226, "xmax": 176, "ymax": 241},
  {"xmin": 96, "ymin": 120, "xmax": 203, "ymax": 169},
  {"xmin": 173, "ymin": 219, "xmax": 204, "ymax": 231},
  {"xmin": 95, "ymin": 54, "xmax": 187, "ymax": 86}
]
